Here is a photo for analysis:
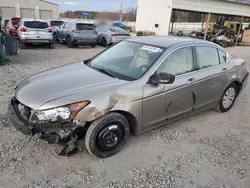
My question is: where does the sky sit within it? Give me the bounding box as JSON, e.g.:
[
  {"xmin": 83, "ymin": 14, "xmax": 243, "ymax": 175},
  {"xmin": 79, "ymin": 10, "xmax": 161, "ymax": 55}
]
[{"xmin": 48, "ymin": 0, "xmax": 138, "ymax": 12}]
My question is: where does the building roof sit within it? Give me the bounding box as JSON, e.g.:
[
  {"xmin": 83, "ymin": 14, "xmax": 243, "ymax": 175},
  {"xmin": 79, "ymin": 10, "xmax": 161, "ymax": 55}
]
[
  {"xmin": 127, "ymin": 36, "xmax": 214, "ymax": 48},
  {"xmin": 40, "ymin": 0, "xmax": 59, "ymax": 6}
]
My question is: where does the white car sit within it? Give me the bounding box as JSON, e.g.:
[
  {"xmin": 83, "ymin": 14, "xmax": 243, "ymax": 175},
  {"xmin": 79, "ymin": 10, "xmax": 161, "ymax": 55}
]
[
  {"xmin": 96, "ymin": 26, "xmax": 131, "ymax": 47},
  {"xmin": 18, "ymin": 19, "xmax": 54, "ymax": 49}
]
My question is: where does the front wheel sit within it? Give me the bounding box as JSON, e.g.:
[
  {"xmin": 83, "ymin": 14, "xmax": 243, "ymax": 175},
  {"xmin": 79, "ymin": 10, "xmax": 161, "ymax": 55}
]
[
  {"xmin": 214, "ymin": 83, "xmax": 237, "ymax": 113},
  {"xmin": 85, "ymin": 112, "xmax": 130, "ymax": 158},
  {"xmin": 53, "ymin": 33, "xmax": 59, "ymax": 43},
  {"xmin": 67, "ymin": 36, "xmax": 73, "ymax": 48}
]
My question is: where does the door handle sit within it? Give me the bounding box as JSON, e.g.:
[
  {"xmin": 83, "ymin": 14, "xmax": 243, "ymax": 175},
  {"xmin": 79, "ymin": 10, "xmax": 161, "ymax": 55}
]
[
  {"xmin": 221, "ymin": 68, "xmax": 228, "ymax": 73},
  {"xmin": 186, "ymin": 78, "xmax": 196, "ymax": 84}
]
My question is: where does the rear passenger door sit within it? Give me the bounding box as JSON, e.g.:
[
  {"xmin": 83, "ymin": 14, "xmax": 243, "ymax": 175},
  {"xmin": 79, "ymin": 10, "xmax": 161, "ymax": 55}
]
[{"xmin": 194, "ymin": 45, "xmax": 229, "ymax": 110}]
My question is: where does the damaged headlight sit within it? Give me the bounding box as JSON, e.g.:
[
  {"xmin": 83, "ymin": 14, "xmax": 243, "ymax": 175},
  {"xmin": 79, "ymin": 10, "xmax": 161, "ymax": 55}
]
[{"xmin": 33, "ymin": 101, "xmax": 89, "ymax": 122}]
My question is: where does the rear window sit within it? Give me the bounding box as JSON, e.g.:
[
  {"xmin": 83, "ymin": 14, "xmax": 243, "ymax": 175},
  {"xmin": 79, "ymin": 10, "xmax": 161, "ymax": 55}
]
[
  {"xmin": 76, "ymin": 23, "xmax": 95, "ymax": 31},
  {"xmin": 24, "ymin": 21, "xmax": 49, "ymax": 29},
  {"xmin": 50, "ymin": 21, "xmax": 63, "ymax": 27}
]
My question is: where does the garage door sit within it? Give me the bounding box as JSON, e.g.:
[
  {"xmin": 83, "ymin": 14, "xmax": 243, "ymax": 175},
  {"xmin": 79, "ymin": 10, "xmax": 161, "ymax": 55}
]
[
  {"xmin": 39, "ymin": 10, "xmax": 53, "ymax": 19},
  {"xmin": 21, "ymin": 8, "xmax": 35, "ymax": 18},
  {"xmin": 0, "ymin": 7, "xmax": 15, "ymax": 18}
]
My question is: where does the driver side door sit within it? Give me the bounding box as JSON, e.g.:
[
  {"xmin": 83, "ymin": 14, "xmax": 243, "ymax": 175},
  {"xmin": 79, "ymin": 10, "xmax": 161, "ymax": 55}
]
[{"xmin": 142, "ymin": 46, "xmax": 199, "ymax": 131}]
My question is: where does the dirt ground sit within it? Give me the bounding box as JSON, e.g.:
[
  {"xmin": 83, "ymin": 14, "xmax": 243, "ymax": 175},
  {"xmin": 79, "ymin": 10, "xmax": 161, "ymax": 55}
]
[{"xmin": 0, "ymin": 44, "xmax": 250, "ymax": 188}]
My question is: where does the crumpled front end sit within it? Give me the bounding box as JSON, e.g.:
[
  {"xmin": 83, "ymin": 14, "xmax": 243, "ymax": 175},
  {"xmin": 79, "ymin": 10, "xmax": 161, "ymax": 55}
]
[{"xmin": 8, "ymin": 97, "xmax": 86, "ymax": 156}]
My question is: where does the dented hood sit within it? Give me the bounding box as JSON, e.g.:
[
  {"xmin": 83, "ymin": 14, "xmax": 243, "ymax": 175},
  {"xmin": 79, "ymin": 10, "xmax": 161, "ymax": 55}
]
[{"xmin": 14, "ymin": 62, "xmax": 123, "ymax": 109}]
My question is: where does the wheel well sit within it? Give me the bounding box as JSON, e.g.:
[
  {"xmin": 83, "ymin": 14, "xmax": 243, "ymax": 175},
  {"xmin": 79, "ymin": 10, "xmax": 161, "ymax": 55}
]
[
  {"xmin": 112, "ymin": 110, "xmax": 138, "ymax": 135},
  {"xmin": 233, "ymin": 81, "xmax": 242, "ymax": 95}
]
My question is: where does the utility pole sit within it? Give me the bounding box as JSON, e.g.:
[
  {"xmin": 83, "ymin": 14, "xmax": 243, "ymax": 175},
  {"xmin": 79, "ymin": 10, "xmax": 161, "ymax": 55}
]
[{"xmin": 120, "ymin": 0, "xmax": 123, "ymax": 21}]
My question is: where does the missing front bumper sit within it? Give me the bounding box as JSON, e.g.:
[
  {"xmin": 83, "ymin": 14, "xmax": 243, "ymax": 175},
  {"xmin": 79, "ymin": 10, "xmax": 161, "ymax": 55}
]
[{"xmin": 8, "ymin": 99, "xmax": 32, "ymax": 135}]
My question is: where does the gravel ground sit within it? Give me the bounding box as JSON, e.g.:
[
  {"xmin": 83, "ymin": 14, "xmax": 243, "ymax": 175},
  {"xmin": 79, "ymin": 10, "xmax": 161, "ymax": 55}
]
[{"xmin": 0, "ymin": 44, "xmax": 250, "ymax": 188}]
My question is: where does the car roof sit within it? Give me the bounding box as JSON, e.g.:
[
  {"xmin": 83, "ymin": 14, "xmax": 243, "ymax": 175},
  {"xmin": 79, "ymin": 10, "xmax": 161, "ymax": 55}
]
[{"xmin": 127, "ymin": 36, "xmax": 217, "ymax": 48}]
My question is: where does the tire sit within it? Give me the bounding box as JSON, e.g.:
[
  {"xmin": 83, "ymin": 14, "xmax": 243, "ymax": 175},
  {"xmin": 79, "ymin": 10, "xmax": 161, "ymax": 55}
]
[
  {"xmin": 85, "ymin": 112, "xmax": 130, "ymax": 158},
  {"xmin": 20, "ymin": 43, "xmax": 26, "ymax": 49},
  {"xmin": 66, "ymin": 36, "xmax": 73, "ymax": 48},
  {"xmin": 214, "ymin": 83, "xmax": 237, "ymax": 113},
  {"xmin": 49, "ymin": 43, "xmax": 55, "ymax": 49},
  {"xmin": 91, "ymin": 44, "xmax": 96, "ymax": 48},
  {"xmin": 101, "ymin": 37, "xmax": 108, "ymax": 47},
  {"xmin": 53, "ymin": 33, "xmax": 59, "ymax": 43}
]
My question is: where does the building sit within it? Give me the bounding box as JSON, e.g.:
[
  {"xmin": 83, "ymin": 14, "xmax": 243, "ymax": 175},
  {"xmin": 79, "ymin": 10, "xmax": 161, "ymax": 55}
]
[
  {"xmin": 0, "ymin": 0, "xmax": 59, "ymax": 19},
  {"xmin": 136, "ymin": 0, "xmax": 250, "ymax": 35}
]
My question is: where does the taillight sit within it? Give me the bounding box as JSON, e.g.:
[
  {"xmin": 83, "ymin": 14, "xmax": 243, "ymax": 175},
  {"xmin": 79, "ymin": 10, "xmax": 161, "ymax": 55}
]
[
  {"xmin": 72, "ymin": 29, "xmax": 80, "ymax": 33},
  {"xmin": 20, "ymin": 27, "xmax": 27, "ymax": 32},
  {"xmin": 47, "ymin": 27, "xmax": 53, "ymax": 33},
  {"xmin": 111, "ymin": 34, "xmax": 116, "ymax": 37}
]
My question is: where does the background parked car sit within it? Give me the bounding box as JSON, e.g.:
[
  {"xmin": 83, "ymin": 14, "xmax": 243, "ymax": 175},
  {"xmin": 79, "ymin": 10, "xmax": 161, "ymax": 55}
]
[
  {"xmin": 96, "ymin": 26, "xmax": 131, "ymax": 47},
  {"xmin": 5, "ymin": 17, "xmax": 20, "ymax": 36},
  {"xmin": 17, "ymin": 19, "xmax": 54, "ymax": 49},
  {"xmin": 48, "ymin": 20, "xmax": 64, "ymax": 31},
  {"xmin": 112, "ymin": 21, "xmax": 132, "ymax": 32},
  {"xmin": 1, "ymin": 18, "xmax": 10, "ymax": 31},
  {"xmin": 54, "ymin": 21, "xmax": 98, "ymax": 48}
]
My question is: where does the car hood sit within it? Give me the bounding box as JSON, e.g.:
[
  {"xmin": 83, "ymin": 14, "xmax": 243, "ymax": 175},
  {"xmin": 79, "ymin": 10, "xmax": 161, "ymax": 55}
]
[{"xmin": 15, "ymin": 62, "xmax": 122, "ymax": 109}]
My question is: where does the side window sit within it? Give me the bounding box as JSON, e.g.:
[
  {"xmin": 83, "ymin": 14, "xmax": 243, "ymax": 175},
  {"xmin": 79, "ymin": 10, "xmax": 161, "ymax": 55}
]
[
  {"xmin": 196, "ymin": 46, "xmax": 219, "ymax": 69},
  {"xmin": 65, "ymin": 22, "xmax": 71, "ymax": 29},
  {"xmin": 218, "ymin": 49, "xmax": 227, "ymax": 64},
  {"xmin": 62, "ymin": 23, "xmax": 66, "ymax": 28},
  {"xmin": 157, "ymin": 47, "xmax": 194, "ymax": 76}
]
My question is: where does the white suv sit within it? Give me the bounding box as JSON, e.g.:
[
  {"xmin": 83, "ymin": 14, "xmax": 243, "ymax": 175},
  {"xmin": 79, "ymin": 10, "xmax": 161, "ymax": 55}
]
[{"xmin": 18, "ymin": 19, "xmax": 54, "ymax": 49}]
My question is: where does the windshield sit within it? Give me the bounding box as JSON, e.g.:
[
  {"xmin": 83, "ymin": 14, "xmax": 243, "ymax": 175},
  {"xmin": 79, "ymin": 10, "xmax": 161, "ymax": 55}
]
[
  {"xmin": 89, "ymin": 41, "xmax": 164, "ymax": 81},
  {"xmin": 24, "ymin": 21, "xmax": 49, "ymax": 29},
  {"xmin": 51, "ymin": 21, "xmax": 63, "ymax": 27},
  {"xmin": 76, "ymin": 23, "xmax": 95, "ymax": 30}
]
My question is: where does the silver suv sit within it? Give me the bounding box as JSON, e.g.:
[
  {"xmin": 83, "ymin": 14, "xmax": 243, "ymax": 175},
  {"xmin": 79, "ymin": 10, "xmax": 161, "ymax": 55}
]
[
  {"xmin": 18, "ymin": 19, "xmax": 54, "ymax": 49},
  {"xmin": 54, "ymin": 21, "xmax": 98, "ymax": 48},
  {"xmin": 8, "ymin": 37, "xmax": 249, "ymax": 158}
]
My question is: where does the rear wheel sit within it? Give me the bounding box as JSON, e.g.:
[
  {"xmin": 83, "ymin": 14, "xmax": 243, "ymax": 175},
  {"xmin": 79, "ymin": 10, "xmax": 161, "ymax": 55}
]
[
  {"xmin": 85, "ymin": 112, "xmax": 130, "ymax": 158},
  {"xmin": 214, "ymin": 83, "xmax": 237, "ymax": 113},
  {"xmin": 101, "ymin": 37, "xmax": 108, "ymax": 47},
  {"xmin": 20, "ymin": 43, "xmax": 26, "ymax": 49},
  {"xmin": 49, "ymin": 42, "xmax": 55, "ymax": 49}
]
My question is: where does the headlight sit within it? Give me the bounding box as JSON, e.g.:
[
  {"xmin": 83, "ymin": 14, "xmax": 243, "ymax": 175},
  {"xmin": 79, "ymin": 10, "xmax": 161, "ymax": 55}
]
[{"xmin": 33, "ymin": 101, "xmax": 89, "ymax": 122}]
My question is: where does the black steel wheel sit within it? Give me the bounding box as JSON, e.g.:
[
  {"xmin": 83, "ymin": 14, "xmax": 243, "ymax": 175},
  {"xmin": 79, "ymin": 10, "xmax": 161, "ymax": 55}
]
[{"xmin": 85, "ymin": 112, "xmax": 130, "ymax": 158}]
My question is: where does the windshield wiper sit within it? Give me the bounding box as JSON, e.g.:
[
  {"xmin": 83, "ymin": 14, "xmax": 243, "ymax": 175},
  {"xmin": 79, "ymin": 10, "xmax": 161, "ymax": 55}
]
[
  {"xmin": 84, "ymin": 60, "xmax": 116, "ymax": 78},
  {"xmin": 95, "ymin": 68, "xmax": 116, "ymax": 78}
]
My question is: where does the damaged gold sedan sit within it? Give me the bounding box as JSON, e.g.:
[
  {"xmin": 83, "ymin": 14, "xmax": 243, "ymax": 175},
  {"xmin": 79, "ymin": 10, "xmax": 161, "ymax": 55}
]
[{"xmin": 8, "ymin": 37, "xmax": 249, "ymax": 158}]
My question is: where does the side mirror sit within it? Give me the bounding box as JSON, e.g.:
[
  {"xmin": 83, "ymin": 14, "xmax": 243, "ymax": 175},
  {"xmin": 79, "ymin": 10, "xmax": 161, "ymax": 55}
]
[{"xmin": 148, "ymin": 72, "xmax": 175, "ymax": 85}]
